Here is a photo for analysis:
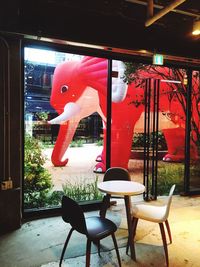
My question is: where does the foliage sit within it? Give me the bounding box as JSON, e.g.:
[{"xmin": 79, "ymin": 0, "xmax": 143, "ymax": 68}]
[
  {"xmin": 123, "ymin": 62, "xmax": 200, "ymax": 158},
  {"xmin": 24, "ymin": 190, "xmax": 64, "ymax": 209},
  {"xmin": 24, "ymin": 134, "xmax": 53, "ymax": 209},
  {"xmin": 96, "ymin": 139, "xmax": 103, "ymax": 146},
  {"xmin": 190, "ymin": 162, "xmax": 200, "ymax": 176},
  {"xmin": 156, "ymin": 132, "xmax": 168, "ymax": 150},
  {"xmin": 41, "ymin": 142, "xmax": 54, "ymax": 148},
  {"xmin": 24, "ymin": 136, "xmax": 103, "ymax": 208},
  {"xmin": 35, "ymin": 111, "xmax": 49, "ymax": 121},
  {"xmin": 156, "ymin": 163, "xmax": 184, "ymax": 196},
  {"xmin": 123, "ymin": 62, "xmax": 146, "ymax": 84},
  {"xmin": 62, "ymin": 175, "xmax": 103, "ymax": 202},
  {"xmin": 132, "ymin": 132, "xmax": 167, "ymax": 150},
  {"xmin": 76, "ymin": 139, "xmax": 84, "ymax": 147},
  {"xmin": 189, "ymin": 161, "xmax": 200, "ymax": 187},
  {"xmin": 70, "ymin": 139, "xmax": 84, "ymax": 147}
]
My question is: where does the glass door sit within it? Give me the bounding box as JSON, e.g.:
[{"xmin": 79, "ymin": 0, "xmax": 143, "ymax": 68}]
[
  {"xmin": 119, "ymin": 62, "xmax": 188, "ymax": 198},
  {"xmin": 185, "ymin": 70, "xmax": 200, "ymax": 194}
]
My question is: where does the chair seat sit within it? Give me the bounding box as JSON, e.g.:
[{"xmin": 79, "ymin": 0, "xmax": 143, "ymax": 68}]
[
  {"xmin": 132, "ymin": 203, "xmax": 167, "ymax": 223},
  {"xmin": 86, "ymin": 216, "xmax": 117, "ymax": 240}
]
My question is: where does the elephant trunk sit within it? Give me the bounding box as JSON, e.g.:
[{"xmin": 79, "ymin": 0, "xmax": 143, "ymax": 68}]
[
  {"xmin": 51, "ymin": 124, "xmax": 69, "ymax": 166},
  {"xmin": 51, "ymin": 120, "xmax": 79, "ymax": 166}
]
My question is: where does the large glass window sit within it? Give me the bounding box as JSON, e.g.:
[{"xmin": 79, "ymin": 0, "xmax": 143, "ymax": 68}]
[
  {"xmin": 23, "ymin": 46, "xmax": 200, "ymax": 211},
  {"xmin": 24, "ymin": 47, "xmax": 107, "ymax": 210},
  {"xmin": 110, "ymin": 62, "xmax": 186, "ymax": 195}
]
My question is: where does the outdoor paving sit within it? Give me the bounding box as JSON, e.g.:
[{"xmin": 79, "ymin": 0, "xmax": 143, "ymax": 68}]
[{"xmin": 43, "ymin": 144, "xmax": 145, "ymax": 192}]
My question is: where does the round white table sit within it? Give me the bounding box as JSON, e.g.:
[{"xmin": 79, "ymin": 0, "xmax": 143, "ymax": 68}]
[
  {"xmin": 98, "ymin": 180, "xmax": 145, "ymax": 260},
  {"xmin": 98, "ymin": 180, "xmax": 145, "ymax": 196}
]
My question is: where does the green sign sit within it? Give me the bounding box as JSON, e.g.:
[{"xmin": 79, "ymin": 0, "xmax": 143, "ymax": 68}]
[{"xmin": 153, "ymin": 54, "xmax": 164, "ymax": 65}]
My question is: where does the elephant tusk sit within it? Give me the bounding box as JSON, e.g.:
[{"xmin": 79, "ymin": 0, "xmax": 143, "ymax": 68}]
[
  {"xmin": 112, "ymin": 60, "xmax": 128, "ymax": 103},
  {"xmin": 48, "ymin": 102, "xmax": 80, "ymax": 124}
]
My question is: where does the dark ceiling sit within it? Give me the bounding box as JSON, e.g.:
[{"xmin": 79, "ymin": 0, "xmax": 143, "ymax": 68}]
[{"xmin": 0, "ymin": 0, "xmax": 200, "ymax": 59}]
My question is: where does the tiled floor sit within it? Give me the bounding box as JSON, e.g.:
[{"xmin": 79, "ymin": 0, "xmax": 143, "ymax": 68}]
[{"xmin": 0, "ymin": 195, "xmax": 200, "ymax": 267}]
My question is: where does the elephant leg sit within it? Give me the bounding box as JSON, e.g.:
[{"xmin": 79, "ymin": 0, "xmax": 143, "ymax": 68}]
[
  {"xmin": 110, "ymin": 127, "xmax": 133, "ymax": 169},
  {"xmin": 96, "ymin": 154, "xmax": 103, "ymax": 162},
  {"xmin": 93, "ymin": 126, "xmax": 134, "ymax": 173},
  {"xmin": 93, "ymin": 103, "xmax": 142, "ymax": 173},
  {"xmin": 94, "ymin": 126, "xmax": 107, "ymax": 173},
  {"xmin": 162, "ymin": 127, "xmax": 198, "ymax": 162}
]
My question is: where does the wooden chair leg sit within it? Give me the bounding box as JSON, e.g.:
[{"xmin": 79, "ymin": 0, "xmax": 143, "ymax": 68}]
[
  {"xmin": 126, "ymin": 217, "xmax": 138, "ymax": 255},
  {"xmin": 99, "ymin": 194, "xmax": 111, "ymax": 218},
  {"xmin": 159, "ymin": 223, "xmax": 169, "ymax": 267},
  {"xmin": 97, "ymin": 240, "xmax": 101, "ymax": 257},
  {"xmin": 59, "ymin": 228, "xmax": 73, "ymax": 267},
  {"xmin": 111, "ymin": 233, "xmax": 122, "ymax": 267},
  {"xmin": 86, "ymin": 239, "xmax": 91, "ymax": 267},
  {"xmin": 165, "ymin": 220, "xmax": 172, "ymax": 244},
  {"xmin": 92, "ymin": 240, "xmax": 101, "ymax": 256}
]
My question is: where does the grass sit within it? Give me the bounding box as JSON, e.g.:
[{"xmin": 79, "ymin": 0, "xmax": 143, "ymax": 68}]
[
  {"xmin": 156, "ymin": 162, "xmax": 184, "ymax": 195},
  {"xmin": 62, "ymin": 175, "xmax": 103, "ymax": 202}
]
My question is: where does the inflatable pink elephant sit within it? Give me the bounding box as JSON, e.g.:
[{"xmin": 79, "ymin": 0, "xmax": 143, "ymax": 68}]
[{"xmin": 49, "ymin": 56, "xmax": 199, "ymax": 172}]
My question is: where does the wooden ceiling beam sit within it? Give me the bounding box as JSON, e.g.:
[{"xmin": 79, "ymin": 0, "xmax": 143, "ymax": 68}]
[{"xmin": 145, "ymin": 0, "xmax": 187, "ymax": 27}]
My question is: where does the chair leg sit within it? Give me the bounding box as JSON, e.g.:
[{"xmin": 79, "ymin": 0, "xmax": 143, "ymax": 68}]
[
  {"xmin": 99, "ymin": 194, "xmax": 111, "ymax": 218},
  {"xmin": 86, "ymin": 239, "xmax": 91, "ymax": 267},
  {"xmin": 92, "ymin": 240, "xmax": 101, "ymax": 256},
  {"xmin": 96, "ymin": 240, "xmax": 101, "ymax": 257},
  {"xmin": 111, "ymin": 233, "xmax": 122, "ymax": 267},
  {"xmin": 159, "ymin": 223, "xmax": 169, "ymax": 267},
  {"xmin": 126, "ymin": 217, "xmax": 138, "ymax": 255},
  {"xmin": 59, "ymin": 228, "xmax": 74, "ymax": 267},
  {"xmin": 165, "ymin": 220, "xmax": 172, "ymax": 244}
]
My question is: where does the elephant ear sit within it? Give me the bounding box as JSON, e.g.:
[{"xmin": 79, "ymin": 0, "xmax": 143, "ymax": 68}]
[
  {"xmin": 80, "ymin": 56, "xmax": 127, "ymax": 103},
  {"xmin": 80, "ymin": 57, "xmax": 107, "ymax": 95}
]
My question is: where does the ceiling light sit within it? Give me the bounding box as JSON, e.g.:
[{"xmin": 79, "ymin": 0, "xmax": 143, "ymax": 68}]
[{"xmin": 192, "ymin": 19, "xmax": 200, "ymax": 35}]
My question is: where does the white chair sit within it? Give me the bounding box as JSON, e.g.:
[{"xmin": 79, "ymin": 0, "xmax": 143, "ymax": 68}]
[{"xmin": 128, "ymin": 184, "xmax": 176, "ymax": 266}]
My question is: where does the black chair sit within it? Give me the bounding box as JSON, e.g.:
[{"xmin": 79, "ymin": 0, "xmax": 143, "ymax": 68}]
[
  {"xmin": 101, "ymin": 167, "xmax": 131, "ymax": 206},
  {"xmin": 104, "ymin": 167, "xmax": 131, "ymax": 182},
  {"xmin": 60, "ymin": 196, "xmax": 122, "ymax": 267},
  {"xmin": 100, "ymin": 167, "xmax": 131, "ymax": 216}
]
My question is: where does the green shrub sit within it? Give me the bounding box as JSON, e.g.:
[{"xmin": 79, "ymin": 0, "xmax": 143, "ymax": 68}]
[
  {"xmin": 76, "ymin": 139, "xmax": 84, "ymax": 147},
  {"xmin": 132, "ymin": 132, "xmax": 167, "ymax": 150},
  {"xmin": 132, "ymin": 133, "xmax": 144, "ymax": 148},
  {"xmin": 96, "ymin": 139, "xmax": 103, "ymax": 146},
  {"xmin": 24, "ymin": 134, "xmax": 53, "ymax": 209},
  {"xmin": 35, "ymin": 111, "xmax": 49, "ymax": 121},
  {"xmin": 70, "ymin": 139, "xmax": 84, "ymax": 147},
  {"xmin": 45, "ymin": 190, "xmax": 64, "ymax": 206},
  {"xmin": 70, "ymin": 141, "xmax": 76, "ymax": 147}
]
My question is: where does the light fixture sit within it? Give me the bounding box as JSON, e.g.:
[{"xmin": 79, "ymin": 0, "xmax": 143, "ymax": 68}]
[{"xmin": 192, "ymin": 19, "xmax": 200, "ymax": 36}]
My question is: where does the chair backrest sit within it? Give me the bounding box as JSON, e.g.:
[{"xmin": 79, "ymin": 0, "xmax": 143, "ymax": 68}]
[
  {"xmin": 164, "ymin": 184, "xmax": 176, "ymax": 220},
  {"xmin": 104, "ymin": 167, "xmax": 131, "ymax": 182},
  {"xmin": 61, "ymin": 196, "xmax": 87, "ymax": 235}
]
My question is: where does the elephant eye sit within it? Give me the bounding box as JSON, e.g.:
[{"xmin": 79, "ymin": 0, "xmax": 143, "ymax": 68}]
[{"xmin": 61, "ymin": 85, "xmax": 69, "ymax": 93}]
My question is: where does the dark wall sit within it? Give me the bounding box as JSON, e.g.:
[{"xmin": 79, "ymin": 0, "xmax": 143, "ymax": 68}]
[
  {"xmin": 0, "ymin": 35, "xmax": 22, "ymax": 233},
  {"xmin": 0, "ymin": 0, "xmax": 200, "ymax": 59}
]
